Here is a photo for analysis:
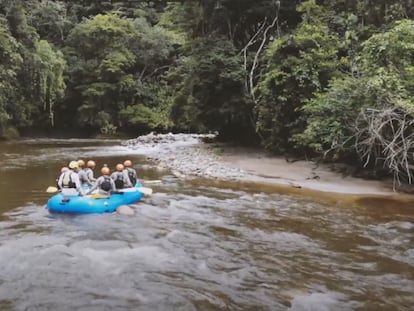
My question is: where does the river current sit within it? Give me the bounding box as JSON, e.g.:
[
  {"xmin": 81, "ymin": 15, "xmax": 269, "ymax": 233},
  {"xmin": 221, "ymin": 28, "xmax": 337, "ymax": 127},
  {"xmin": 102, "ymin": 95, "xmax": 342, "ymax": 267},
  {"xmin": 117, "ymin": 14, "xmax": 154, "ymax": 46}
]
[{"xmin": 0, "ymin": 139, "xmax": 413, "ymax": 311}]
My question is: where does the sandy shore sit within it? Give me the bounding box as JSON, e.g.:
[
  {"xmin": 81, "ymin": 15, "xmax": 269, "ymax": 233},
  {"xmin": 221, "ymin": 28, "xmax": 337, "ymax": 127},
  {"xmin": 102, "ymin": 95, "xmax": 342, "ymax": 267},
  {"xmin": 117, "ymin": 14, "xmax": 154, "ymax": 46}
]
[
  {"xmin": 218, "ymin": 146, "xmax": 394, "ymax": 195},
  {"xmin": 125, "ymin": 133, "xmax": 402, "ymax": 197}
]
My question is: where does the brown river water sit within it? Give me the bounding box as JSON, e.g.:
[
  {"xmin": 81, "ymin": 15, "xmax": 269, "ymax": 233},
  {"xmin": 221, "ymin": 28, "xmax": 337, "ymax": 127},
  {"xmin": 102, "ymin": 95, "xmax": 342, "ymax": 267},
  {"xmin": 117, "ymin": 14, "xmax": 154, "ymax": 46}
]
[{"xmin": 0, "ymin": 139, "xmax": 413, "ymax": 311}]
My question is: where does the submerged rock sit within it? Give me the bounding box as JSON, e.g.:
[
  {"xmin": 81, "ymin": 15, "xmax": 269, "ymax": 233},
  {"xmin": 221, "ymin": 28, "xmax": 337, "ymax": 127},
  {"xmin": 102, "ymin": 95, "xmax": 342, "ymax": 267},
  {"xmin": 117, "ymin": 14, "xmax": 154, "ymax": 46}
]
[{"xmin": 116, "ymin": 205, "xmax": 135, "ymax": 215}]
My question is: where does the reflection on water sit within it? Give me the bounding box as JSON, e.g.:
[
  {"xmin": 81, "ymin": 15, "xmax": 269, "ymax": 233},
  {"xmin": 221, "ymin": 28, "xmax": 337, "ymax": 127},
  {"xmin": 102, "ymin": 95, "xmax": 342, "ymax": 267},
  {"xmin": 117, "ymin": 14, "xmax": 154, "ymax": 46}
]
[{"xmin": 0, "ymin": 139, "xmax": 413, "ymax": 311}]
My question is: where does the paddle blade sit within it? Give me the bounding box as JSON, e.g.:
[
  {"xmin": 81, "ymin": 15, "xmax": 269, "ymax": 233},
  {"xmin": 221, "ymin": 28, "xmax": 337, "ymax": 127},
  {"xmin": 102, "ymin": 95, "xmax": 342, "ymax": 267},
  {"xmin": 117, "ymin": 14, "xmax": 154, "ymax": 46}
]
[
  {"xmin": 90, "ymin": 193, "xmax": 109, "ymax": 199},
  {"xmin": 46, "ymin": 186, "xmax": 58, "ymax": 193},
  {"xmin": 61, "ymin": 188, "xmax": 79, "ymax": 196},
  {"xmin": 141, "ymin": 180, "xmax": 162, "ymax": 185},
  {"xmin": 137, "ymin": 187, "xmax": 153, "ymax": 196}
]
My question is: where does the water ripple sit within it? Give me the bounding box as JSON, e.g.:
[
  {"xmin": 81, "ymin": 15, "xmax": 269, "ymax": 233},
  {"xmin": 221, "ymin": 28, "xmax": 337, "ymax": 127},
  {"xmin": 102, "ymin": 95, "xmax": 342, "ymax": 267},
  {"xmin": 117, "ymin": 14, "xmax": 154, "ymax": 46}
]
[{"xmin": 0, "ymin": 140, "xmax": 413, "ymax": 310}]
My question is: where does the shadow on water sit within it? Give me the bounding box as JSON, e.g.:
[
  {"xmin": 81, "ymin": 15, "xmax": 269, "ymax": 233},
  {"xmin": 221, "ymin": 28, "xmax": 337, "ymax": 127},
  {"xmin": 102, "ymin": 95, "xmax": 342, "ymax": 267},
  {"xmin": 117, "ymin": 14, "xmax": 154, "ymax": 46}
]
[{"xmin": 0, "ymin": 139, "xmax": 413, "ymax": 310}]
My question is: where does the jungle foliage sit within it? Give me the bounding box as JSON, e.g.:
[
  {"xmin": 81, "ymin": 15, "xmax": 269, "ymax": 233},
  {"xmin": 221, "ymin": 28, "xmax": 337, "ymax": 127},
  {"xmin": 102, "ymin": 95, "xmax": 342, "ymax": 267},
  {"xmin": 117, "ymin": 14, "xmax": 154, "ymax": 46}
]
[{"xmin": 0, "ymin": 0, "xmax": 413, "ymax": 182}]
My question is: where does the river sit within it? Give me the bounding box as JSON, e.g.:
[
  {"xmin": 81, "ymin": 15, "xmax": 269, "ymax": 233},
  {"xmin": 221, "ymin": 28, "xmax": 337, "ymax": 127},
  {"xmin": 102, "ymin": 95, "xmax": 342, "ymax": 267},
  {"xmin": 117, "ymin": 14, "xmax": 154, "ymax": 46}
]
[{"xmin": 0, "ymin": 139, "xmax": 413, "ymax": 311}]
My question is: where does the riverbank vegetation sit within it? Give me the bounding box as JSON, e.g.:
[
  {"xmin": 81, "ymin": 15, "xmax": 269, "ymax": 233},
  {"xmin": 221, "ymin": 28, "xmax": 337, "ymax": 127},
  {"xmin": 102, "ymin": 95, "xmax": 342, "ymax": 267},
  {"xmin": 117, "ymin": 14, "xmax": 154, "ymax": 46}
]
[{"xmin": 0, "ymin": 0, "xmax": 413, "ymax": 184}]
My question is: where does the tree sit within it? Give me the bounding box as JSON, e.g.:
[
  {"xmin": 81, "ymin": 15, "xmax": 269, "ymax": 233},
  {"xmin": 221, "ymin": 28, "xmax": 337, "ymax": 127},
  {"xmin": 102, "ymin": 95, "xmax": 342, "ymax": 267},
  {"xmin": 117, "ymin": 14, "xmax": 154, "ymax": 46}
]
[
  {"xmin": 320, "ymin": 0, "xmax": 414, "ymax": 27},
  {"xmin": 298, "ymin": 19, "xmax": 414, "ymax": 184},
  {"xmin": 0, "ymin": 1, "xmax": 67, "ymax": 136},
  {"xmin": 64, "ymin": 13, "xmax": 138, "ymax": 132},
  {"xmin": 33, "ymin": 40, "xmax": 66, "ymax": 127},
  {"xmin": 254, "ymin": 0, "xmax": 341, "ymax": 152},
  {"xmin": 0, "ymin": 17, "xmax": 22, "ymax": 134},
  {"xmin": 167, "ymin": 36, "xmax": 252, "ymax": 139},
  {"xmin": 27, "ymin": 1, "xmax": 73, "ymax": 45}
]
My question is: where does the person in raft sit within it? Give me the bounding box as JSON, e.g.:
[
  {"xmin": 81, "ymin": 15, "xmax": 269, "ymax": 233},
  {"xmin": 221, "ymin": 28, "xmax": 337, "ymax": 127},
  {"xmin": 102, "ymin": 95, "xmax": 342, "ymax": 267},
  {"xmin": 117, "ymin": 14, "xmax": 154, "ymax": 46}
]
[
  {"xmin": 85, "ymin": 160, "xmax": 96, "ymax": 182},
  {"xmin": 56, "ymin": 166, "xmax": 69, "ymax": 189},
  {"xmin": 86, "ymin": 166, "xmax": 116, "ymax": 196},
  {"xmin": 77, "ymin": 159, "xmax": 94, "ymax": 188},
  {"xmin": 111, "ymin": 163, "xmax": 132, "ymax": 190},
  {"xmin": 123, "ymin": 160, "xmax": 138, "ymax": 187},
  {"xmin": 57, "ymin": 161, "xmax": 85, "ymax": 196}
]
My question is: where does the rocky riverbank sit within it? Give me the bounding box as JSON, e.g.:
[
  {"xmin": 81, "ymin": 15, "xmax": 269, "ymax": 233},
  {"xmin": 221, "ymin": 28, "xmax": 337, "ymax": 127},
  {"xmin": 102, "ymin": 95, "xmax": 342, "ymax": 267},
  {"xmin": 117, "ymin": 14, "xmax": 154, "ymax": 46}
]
[
  {"xmin": 123, "ymin": 133, "xmax": 249, "ymax": 180},
  {"xmin": 123, "ymin": 133, "xmax": 396, "ymax": 196}
]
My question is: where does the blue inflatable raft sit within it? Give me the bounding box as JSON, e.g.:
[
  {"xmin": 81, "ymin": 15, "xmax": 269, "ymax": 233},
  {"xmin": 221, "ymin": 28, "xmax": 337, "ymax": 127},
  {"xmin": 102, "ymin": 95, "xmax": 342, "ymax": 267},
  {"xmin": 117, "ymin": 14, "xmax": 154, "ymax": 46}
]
[{"xmin": 46, "ymin": 186, "xmax": 144, "ymax": 214}]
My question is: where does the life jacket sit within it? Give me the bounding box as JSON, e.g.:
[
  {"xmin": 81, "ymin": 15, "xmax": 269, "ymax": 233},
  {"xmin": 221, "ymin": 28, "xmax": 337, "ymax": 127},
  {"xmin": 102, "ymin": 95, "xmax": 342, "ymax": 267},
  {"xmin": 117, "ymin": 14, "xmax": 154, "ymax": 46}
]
[
  {"xmin": 113, "ymin": 172, "xmax": 124, "ymax": 189},
  {"xmin": 62, "ymin": 171, "xmax": 76, "ymax": 188},
  {"xmin": 78, "ymin": 169, "xmax": 88, "ymax": 184},
  {"xmin": 85, "ymin": 168, "xmax": 94, "ymax": 180},
  {"xmin": 100, "ymin": 176, "xmax": 112, "ymax": 192},
  {"xmin": 126, "ymin": 167, "xmax": 137, "ymax": 185}
]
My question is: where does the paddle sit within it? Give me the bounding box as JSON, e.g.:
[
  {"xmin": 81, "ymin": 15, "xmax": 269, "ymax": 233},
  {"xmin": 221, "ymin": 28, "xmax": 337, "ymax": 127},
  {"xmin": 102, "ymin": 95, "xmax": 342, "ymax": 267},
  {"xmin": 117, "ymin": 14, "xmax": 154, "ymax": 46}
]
[
  {"xmin": 90, "ymin": 193, "xmax": 109, "ymax": 199},
  {"xmin": 46, "ymin": 186, "xmax": 59, "ymax": 193},
  {"xmin": 141, "ymin": 180, "xmax": 162, "ymax": 185},
  {"xmin": 121, "ymin": 186, "xmax": 153, "ymax": 196},
  {"xmin": 90, "ymin": 187, "xmax": 152, "ymax": 197},
  {"xmin": 137, "ymin": 187, "xmax": 153, "ymax": 196},
  {"xmin": 46, "ymin": 187, "xmax": 80, "ymax": 196}
]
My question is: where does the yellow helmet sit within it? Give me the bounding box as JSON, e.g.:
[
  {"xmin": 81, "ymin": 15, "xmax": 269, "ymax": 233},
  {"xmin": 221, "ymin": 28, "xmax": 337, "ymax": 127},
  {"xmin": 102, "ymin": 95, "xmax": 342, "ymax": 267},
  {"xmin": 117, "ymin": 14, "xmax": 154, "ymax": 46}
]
[
  {"xmin": 68, "ymin": 161, "xmax": 79, "ymax": 169},
  {"xmin": 123, "ymin": 160, "xmax": 132, "ymax": 167},
  {"xmin": 101, "ymin": 167, "xmax": 110, "ymax": 175}
]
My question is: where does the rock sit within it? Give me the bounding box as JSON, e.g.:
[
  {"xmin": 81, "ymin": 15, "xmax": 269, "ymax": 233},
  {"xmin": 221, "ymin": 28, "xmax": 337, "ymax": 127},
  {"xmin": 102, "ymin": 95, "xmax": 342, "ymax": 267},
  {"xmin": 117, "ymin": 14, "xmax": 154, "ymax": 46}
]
[
  {"xmin": 123, "ymin": 133, "xmax": 250, "ymax": 181},
  {"xmin": 288, "ymin": 182, "xmax": 302, "ymax": 188},
  {"xmin": 116, "ymin": 205, "xmax": 135, "ymax": 215},
  {"xmin": 172, "ymin": 170, "xmax": 186, "ymax": 179}
]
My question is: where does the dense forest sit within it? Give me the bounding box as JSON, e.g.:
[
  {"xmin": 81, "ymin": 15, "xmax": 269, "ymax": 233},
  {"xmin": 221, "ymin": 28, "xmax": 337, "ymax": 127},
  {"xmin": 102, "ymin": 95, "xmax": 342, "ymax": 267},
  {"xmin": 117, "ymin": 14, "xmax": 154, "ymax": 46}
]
[{"xmin": 0, "ymin": 0, "xmax": 413, "ymax": 183}]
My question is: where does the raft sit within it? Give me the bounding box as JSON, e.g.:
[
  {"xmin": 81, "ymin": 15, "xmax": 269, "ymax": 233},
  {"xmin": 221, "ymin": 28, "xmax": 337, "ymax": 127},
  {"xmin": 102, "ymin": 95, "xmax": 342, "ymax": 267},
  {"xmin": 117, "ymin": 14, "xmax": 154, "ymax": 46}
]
[{"xmin": 46, "ymin": 186, "xmax": 144, "ymax": 214}]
